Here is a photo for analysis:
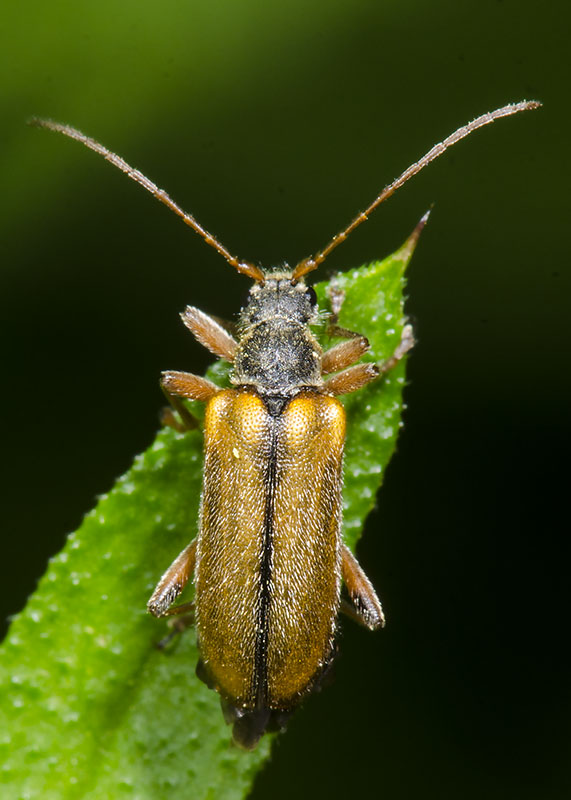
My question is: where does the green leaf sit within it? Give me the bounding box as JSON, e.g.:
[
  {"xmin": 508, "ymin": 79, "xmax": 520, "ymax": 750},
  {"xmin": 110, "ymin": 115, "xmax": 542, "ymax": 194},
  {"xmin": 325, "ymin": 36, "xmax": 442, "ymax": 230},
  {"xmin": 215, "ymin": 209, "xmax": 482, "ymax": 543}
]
[{"xmin": 0, "ymin": 226, "xmax": 421, "ymax": 800}]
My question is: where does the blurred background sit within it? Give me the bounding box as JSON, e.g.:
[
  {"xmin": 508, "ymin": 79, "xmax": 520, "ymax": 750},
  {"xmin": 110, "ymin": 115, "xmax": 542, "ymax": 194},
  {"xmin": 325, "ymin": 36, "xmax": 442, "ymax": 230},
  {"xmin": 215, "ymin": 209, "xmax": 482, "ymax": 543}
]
[{"xmin": 1, "ymin": 1, "xmax": 569, "ymax": 797}]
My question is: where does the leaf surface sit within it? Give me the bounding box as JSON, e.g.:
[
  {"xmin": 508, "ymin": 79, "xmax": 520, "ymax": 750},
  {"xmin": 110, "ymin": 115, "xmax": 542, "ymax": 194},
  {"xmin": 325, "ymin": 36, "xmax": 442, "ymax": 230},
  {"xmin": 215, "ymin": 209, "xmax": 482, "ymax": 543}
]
[{"xmin": 0, "ymin": 228, "xmax": 420, "ymax": 799}]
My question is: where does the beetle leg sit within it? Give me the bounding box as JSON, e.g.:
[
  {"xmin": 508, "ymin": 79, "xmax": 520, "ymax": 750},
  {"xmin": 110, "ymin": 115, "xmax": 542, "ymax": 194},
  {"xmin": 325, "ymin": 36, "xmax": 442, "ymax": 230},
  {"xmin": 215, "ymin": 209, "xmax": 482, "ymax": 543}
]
[
  {"xmin": 325, "ymin": 283, "xmax": 366, "ymax": 341},
  {"xmin": 376, "ymin": 323, "xmax": 415, "ymax": 376},
  {"xmin": 324, "ymin": 283, "xmax": 411, "ymax": 374},
  {"xmin": 341, "ymin": 544, "xmax": 385, "ymax": 630},
  {"xmin": 162, "ymin": 371, "xmax": 220, "ymax": 401},
  {"xmin": 160, "ymin": 371, "xmax": 220, "ymax": 430},
  {"xmin": 339, "ymin": 598, "xmax": 369, "ymax": 627},
  {"xmin": 181, "ymin": 305, "xmax": 237, "ymax": 361},
  {"xmin": 155, "ymin": 611, "xmax": 195, "ymax": 649},
  {"xmin": 160, "ymin": 387, "xmax": 198, "ymax": 432},
  {"xmin": 322, "ymin": 336, "xmax": 370, "ymax": 373},
  {"xmin": 158, "ymin": 601, "xmax": 195, "ymax": 618},
  {"xmin": 324, "ymin": 362, "xmax": 379, "ymax": 395},
  {"xmin": 147, "ymin": 538, "xmax": 197, "ymax": 618},
  {"xmin": 209, "ymin": 314, "xmax": 238, "ymax": 338},
  {"xmin": 324, "ymin": 323, "xmax": 415, "ymax": 395}
]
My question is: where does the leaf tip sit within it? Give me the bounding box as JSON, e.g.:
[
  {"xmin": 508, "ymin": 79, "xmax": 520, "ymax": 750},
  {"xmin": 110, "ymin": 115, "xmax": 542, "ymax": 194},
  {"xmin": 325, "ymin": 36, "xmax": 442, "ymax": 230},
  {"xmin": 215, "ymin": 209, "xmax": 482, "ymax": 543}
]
[{"xmin": 395, "ymin": 208, "xmax": 432, "ymax": 270}]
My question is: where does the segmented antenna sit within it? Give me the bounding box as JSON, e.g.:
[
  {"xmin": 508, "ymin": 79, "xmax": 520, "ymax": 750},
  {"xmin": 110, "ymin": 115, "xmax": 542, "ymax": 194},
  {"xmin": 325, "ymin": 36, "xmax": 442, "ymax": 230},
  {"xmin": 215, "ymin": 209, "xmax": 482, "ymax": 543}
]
[
  {"xmin": 291, "ymin": 100, "xmax": 541, "ymax": 281},
  {"xmin": 29, "ymin": 118, "xmax": 265, "ymax": 283}
]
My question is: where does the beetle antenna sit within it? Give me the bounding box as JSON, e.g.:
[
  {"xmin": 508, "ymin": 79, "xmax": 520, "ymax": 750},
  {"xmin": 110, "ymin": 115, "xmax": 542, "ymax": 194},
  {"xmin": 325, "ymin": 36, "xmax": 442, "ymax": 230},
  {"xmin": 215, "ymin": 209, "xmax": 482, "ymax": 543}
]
[
  {"xmin": 292, "ymin": 100, "xmax": 541, "ymax": 281},
  {"xmin": 29, "ymin": 118, "xmax": 265, "ymax": 283}
]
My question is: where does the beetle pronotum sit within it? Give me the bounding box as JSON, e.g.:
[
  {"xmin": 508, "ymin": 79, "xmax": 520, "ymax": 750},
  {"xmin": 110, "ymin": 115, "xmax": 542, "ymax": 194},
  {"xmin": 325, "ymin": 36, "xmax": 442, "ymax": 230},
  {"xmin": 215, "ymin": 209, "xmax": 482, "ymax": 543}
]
[{"xmin": 33, "ymin": 100, "xmax": 539, "ymax": 749}]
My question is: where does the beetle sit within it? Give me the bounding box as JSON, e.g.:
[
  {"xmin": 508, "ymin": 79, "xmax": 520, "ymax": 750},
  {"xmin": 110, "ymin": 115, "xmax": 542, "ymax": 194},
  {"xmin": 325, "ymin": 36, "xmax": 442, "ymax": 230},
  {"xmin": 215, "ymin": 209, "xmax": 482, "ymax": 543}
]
[{"xmin": 32, "ymin": 100, "xmax": 539, "ymax": 748}]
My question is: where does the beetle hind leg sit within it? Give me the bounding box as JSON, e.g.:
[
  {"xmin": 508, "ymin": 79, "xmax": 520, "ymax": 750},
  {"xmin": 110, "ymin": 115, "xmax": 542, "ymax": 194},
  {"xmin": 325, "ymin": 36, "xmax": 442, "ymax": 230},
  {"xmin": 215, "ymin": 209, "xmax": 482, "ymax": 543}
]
[
  {"xmin": 147, "ymin": 539, "xmax": 197, "ymax": 618},
  {"xmin": 341, "ymin": 544, "xmax": 385, "ymax": 630},
  {"xmin": 155, "ymin": 611, "xmax": 195, "ymax": 649}
]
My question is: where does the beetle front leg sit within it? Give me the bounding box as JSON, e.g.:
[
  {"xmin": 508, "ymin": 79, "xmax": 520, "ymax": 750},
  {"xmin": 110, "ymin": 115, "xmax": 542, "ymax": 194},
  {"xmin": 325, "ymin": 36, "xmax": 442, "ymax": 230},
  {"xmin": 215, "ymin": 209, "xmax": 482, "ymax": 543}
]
[
  {"xmin": 341, "ymin": 544, "xmax": 385, "ymax": 630},
  {"xmin": 181, "ymin": 306, "xmax": 237, "ymax": 361},
  {"xmin": 325, "ymin": 283, "xmax": 361, "ymax": 339}
]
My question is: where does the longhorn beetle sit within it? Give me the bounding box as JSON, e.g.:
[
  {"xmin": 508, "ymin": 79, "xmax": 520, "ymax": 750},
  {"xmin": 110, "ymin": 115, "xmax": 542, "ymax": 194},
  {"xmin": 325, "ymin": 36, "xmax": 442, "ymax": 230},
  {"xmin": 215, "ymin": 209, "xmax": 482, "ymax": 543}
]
[{"xmin": 32, "ymin": 100, "xmax": 539, "ymax": 749}]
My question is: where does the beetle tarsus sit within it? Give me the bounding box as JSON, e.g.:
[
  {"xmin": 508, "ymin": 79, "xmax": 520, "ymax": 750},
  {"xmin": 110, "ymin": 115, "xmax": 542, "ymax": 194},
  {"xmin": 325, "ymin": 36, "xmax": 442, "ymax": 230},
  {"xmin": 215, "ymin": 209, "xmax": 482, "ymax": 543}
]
[
  {"xmin": 377, "ymin": 323, "xmax": 415, "ymax": 376},
  {"xmin": 160, "ymin": 388, "xmax": 199, "ymax": 432},
  {"xmin": 155, "ymin": 613, "xmax": 195, "ymax": 649}
]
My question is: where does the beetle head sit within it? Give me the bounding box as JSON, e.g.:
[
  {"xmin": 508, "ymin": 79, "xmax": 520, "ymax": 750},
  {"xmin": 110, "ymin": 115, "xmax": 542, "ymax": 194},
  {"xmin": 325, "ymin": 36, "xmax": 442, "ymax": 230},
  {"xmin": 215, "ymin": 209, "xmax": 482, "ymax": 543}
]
[{"xmin": 240, "ymin": 270, "xmax": 318, "ymax": 328}]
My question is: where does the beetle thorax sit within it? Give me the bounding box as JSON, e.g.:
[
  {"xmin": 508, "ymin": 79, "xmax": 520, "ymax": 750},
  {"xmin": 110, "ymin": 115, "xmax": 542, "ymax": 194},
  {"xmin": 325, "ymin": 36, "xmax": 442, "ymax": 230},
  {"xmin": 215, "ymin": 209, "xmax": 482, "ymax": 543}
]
[{"xmin": 231, "ymin": 273, "xmax": 323, "ymax": 396}]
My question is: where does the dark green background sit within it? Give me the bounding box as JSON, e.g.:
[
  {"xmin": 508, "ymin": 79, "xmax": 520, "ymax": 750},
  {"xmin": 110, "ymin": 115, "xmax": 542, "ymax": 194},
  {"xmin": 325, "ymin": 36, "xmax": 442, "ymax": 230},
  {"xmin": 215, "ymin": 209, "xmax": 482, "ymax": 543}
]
[{"xmin": 1, "ymin": 1, "xmax": 569, "ymax": 798}]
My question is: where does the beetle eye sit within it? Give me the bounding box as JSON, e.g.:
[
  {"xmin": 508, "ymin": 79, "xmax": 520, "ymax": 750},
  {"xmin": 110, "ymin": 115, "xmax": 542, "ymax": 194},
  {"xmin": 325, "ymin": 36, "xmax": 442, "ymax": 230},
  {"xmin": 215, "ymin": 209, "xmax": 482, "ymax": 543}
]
[{"xmin": 306, "ymin": 286, "xmax": 317, "ymax": 306}]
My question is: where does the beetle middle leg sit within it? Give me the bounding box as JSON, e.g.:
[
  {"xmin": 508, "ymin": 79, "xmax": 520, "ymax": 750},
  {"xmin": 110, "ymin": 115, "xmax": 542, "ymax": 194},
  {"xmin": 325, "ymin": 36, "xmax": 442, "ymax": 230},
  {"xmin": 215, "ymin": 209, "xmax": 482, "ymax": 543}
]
[
  {"xmin": 322, "ymin": 336, "xmax": 371, "ymax": 374},
  {"xmin": 160, "ymin": 370, "xmax": 220, "ymax": 431},
  {"xmin": 160, "ymin": 389, "xmax": 198, "ymax": 432}
]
